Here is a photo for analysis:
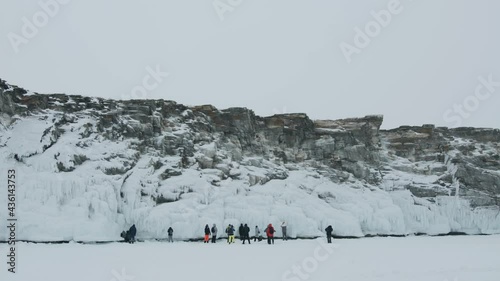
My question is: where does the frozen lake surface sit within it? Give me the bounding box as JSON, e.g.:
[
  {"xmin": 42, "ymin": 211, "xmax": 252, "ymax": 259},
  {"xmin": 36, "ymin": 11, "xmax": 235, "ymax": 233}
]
[{"xmin": 1, "ymin": 235, "xmax": 499, "ymax": 281}]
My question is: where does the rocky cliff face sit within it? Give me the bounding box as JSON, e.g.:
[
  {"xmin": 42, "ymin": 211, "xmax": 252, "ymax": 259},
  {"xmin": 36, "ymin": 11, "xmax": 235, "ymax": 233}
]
[{"xmin": 1, "ymin": 79, "xmax": 499, "ymax": 241}]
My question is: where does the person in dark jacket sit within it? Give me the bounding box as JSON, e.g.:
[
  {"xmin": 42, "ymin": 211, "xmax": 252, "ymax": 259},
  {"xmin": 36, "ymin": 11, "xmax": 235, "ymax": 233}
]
[
  {"xmin": 211, "ymin": 224, "xmax": 218, "ymax": 243},
  {"xmin": 123, "ymin": 224, "xmax": 137, "ymax": 243},
  {"xmin": 238, "ymin": 224, "xmax": 245, "ymax": 241},
  {"xmin": 242, "ymin": 224, "xmax": 251, "ymax": 244},
  {"xmin": 226, "ymin": 224, "xmax": 235, "ymax": 244},
  {"xmin": 167, "ymin": 227, "xmax": 174, "ymax": 243},
  {"xmin": 265, "ymin": 223, "xmax": 275, "ymax": 245},
  {"xmin": 204, "ymin": 224, "xmax": 211, "ymax": 243},
  {"xmin": 325, "ymin": 225, "xmax": 333, "ymax": 243}
]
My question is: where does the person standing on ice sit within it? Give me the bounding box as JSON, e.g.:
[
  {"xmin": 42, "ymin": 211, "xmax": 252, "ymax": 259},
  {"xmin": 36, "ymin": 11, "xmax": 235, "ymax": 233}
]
[
  {"xmin": 204, "ymin": 224, "xmax": 211, "ymax": 243},
  {"xmin": 254, "ymin": 225, "xmax": 262, "ymax": 242},
  {"xmin": 167, "ymin": 227, "xmax": 174, "ymax": 243},
  {"xmin": 242, "ymin": 224, "xmax": 251, "ymax": 244},
  {"xmin": 281, "ymin": 221, "xmax": 288, "ymax": 241},
  {"xmin": 325, "ymin": 225, "xmax": 333, "ymax": 244},
  {"xmin": 265, "ymin": 223, "xmax": 275, "ymax": 245},
  {"xmin": 127, "ymin": 224, "xmax": 137, "ymax": 243},
  {"xmin": 238, "ymin": 223, "xmax": 245, "ymax": 241},
  {"xmin": 226, "ymin": 224, "xmax": 235, "ymax": 244},
  {"xmin": 211, "ymin": 224, "xmax": 218, "ymax": 243},
  {"xmin": 120, "ymin": 225, "xmax": 136, "ymax": 243}
]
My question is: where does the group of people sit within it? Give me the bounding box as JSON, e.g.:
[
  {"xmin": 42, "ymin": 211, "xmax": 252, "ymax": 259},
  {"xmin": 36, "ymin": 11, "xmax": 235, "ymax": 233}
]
[
  {"xmin": 200, "ymin": 222, "xmax": 285, "ymax": 244},
  {"xmin": 203, "ymin": 224, "xmax": 218, "ymax": 243},
  {"xmin": 203, "ymin": 223, "xmax": 277, "ymax": 244},
  {"xmin": 122, "ymin": 222, "xmax": 335, "ymax": 244}
]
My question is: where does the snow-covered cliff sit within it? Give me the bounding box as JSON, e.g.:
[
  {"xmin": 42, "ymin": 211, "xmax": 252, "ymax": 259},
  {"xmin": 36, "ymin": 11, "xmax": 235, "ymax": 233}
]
[{"xmin": 0, "ymin": 79, "xmax": 499, "ymax": 241}]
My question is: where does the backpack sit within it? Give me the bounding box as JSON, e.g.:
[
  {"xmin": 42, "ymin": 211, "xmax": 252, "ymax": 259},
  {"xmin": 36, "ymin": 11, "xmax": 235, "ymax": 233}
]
[{"xmin": 265, "ymin": 226, "xmax": 275, "ymax": 236}]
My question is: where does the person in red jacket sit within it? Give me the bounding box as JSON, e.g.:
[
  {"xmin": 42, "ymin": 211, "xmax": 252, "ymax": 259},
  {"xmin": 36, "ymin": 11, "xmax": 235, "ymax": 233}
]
[{"xmin": 265, "ymin": 223, "xmax": 275, "ymax": 245}]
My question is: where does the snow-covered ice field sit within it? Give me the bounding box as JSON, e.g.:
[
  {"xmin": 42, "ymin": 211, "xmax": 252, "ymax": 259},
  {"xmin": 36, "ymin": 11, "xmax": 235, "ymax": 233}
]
[{"xmin": 1, "ymin": 235, "xmax": 499, "ymax": 281}]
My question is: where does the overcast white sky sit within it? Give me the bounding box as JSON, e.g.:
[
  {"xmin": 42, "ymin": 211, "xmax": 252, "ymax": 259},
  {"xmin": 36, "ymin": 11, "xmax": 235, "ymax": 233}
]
[{"xmin": 1, "ymin": 0, "xmax": 499, "ymax": 129}]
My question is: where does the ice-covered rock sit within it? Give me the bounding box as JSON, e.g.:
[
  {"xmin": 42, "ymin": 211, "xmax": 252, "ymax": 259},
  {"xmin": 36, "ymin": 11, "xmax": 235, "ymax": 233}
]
[{"xmin": 0, "ymin": 78, "xmax": 499, "ymax": 241}]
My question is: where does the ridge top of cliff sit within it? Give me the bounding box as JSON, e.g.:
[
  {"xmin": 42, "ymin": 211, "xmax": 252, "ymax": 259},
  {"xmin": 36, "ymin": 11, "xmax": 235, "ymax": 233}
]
[{"xmin": 3, "ymin": 78, "xmax": 499, "ymax": 133}]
